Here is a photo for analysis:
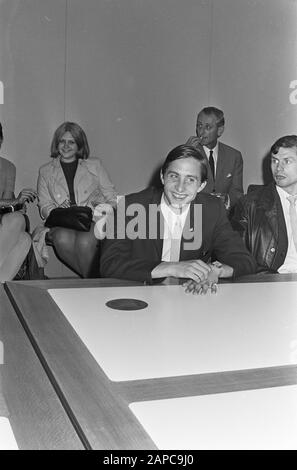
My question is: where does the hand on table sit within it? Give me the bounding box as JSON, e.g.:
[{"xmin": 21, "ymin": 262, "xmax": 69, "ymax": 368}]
[
  {"xmin": 152, "ymin": 259, "xmax": 230, "ymax": 295},
  {"xmin": 152, "ymin": 259, "xmax": 212, "ymax": 283}
]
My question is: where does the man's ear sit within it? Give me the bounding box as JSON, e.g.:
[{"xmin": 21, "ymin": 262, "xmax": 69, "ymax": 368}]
[
  {"xmin": 217, "ymin": 125, "xmax": 224, "ymax": 138},
  {"xmin": 197, "ymin": 180, "xmax": 207, "ymax": 193},
  {"xmin": 160, "ymin": 169, "xmax": 164, "ymax": 186}
]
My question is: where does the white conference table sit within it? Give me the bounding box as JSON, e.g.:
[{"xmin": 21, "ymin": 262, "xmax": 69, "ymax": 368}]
[{"xmin": 4, "ymin": 274, "xmax": 297, "ymax": 449}]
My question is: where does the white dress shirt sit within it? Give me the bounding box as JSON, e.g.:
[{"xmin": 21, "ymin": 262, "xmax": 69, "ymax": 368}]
[
  {"xmin": 276, "ymin": 186, "xmax": 297, "ymax": 273},
  {"xmin": 160, "ymin": 194, "xmax": 190, "ymax": 262}
]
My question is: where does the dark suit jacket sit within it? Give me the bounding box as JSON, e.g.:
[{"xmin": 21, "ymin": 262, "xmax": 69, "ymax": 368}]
[
  {"xmin": 186, "ymin": 137, "xmax": 243, "ymax": 208},
  {"xmin": 100, "ymin": 187, "xmax": 256, "ymax": 283},
  {"xmin": 232, "ymin": 183, "xmax": 288, "ymax": 272}
]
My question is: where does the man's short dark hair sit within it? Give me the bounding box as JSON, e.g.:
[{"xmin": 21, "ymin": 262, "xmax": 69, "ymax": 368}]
[
  {"xmin": 0, "ymin": 122, "xmax": 3, "ymax": 141},
  {"xmin": 161, "ymin": 144, "xmax": 208, "ymax": 183},
  {"xmin": 198, "ymin": 107, "xmax": 225, "ymax": 128},
  {"xmin": 271, "ymin": 135, "xmax": 297, "ymax": 155}
]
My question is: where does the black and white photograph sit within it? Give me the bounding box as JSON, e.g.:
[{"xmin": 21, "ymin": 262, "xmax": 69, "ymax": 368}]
[{"xmin": 0, "ymin": 0, "xmax": 297, "ymax": 455}]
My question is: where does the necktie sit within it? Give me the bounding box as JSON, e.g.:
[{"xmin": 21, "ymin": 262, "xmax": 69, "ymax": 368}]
[
  {"xmin": 209, "ymin": 150, "xmax": 215, "ymax": 180},
  {"xmin": 287, "ymin": 195, "xmax": 297, "ymax": 252},
  {"xmin": 170, "ymin": 218, "xmax": 182, "ymax": 262}
]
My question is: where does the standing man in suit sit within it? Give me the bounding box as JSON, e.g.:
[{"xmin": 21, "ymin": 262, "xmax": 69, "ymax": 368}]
[
  {"xmin": 100, "ymin": 145, "xmax": 256, "ymax": 293},
  {"xmin": 186, "ymin": 106, "xmax": 243, "ymax": 209},
  {"xmin": 232, "ymin": 135, "xmax": 297, "ymax": 273},
  {"xmin": 0, "ymin": 122, "xmax": 38, "ymax": 281}
]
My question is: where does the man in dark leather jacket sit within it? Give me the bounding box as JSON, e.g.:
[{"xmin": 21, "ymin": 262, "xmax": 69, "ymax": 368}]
[{"xmin": 232, "ymin": 135, "xmax": 297, "ymax": 273}]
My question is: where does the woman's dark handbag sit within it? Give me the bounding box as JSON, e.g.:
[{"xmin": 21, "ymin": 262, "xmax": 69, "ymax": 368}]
[{"xmin": 45, "ymin": 206, "xmax": 93, "ymax": 232}]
